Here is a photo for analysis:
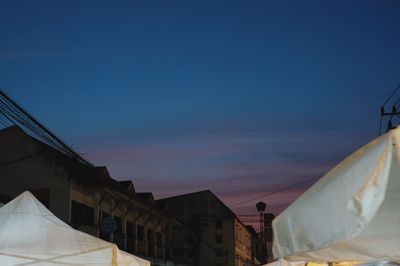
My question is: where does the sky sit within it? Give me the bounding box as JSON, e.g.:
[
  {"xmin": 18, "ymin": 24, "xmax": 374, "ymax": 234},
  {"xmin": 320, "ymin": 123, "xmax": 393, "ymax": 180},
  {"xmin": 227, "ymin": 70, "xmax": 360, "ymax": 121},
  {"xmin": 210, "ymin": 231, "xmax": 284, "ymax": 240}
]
[{"xmin": 0, "ymin": 0, "xmax": 400, "ymax": 218}]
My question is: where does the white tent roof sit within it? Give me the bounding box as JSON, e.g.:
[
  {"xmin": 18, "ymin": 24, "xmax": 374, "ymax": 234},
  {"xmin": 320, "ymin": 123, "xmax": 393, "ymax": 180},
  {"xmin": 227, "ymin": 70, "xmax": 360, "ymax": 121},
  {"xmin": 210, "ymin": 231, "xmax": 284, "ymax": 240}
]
[
  {"xmin": 264, "ymin": 259, "xmax": 399, "ymax": 266},
  {"xmin": 0, "ymin": 191, "xmax": 150, "ymax": 266},
  {"xmin": 273, "ymin": 127, "xmax": 400, "ymax": 262}
]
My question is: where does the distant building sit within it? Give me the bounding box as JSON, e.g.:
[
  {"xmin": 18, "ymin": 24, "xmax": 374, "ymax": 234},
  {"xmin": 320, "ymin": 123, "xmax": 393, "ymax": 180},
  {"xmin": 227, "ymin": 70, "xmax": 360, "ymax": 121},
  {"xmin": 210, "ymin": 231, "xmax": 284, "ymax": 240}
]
[
  {"xmin": 157, "ymin": 190, "xmax": 254, "ymax": 266},
  {"xmin": 0, "ymin": 126, "xmax": 185, "ymax": 265},
  {"xmin": 246, "ymin": 225, "xmax": 266, "ymax": 265},
  {"xmin": 263, "ymin": 213, "xmax": 275, "ymax": 261}
]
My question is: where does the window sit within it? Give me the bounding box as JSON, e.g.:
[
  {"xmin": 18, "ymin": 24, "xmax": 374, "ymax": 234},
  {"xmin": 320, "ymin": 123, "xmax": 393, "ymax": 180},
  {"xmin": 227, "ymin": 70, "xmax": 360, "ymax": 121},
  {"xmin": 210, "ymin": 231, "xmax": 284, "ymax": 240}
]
[
  {"xmin": 216, "ymin": 249, "xmax": 224, "ymax": 257},
  {"xmin": 100, "ymin": 212, "xmax": 110, "ymax": 241},
  {"xmin": 101, "ymin": 211, "xmax": 109, "ymax": 220},
  {"xmin": 137, "ymin": 225, "xmax": 144, "ymax": 241},
  {"xmin": 126, "ymin": 221, "xmax": 135, "ymax": 235},
  {"xmin": 113, "ymin": 216, "xmax": 124, "ymax": 249},
  {"xmin": 114, "ymin": 216, "xmax": 122, "ymax": 234},
  {"xmin": 126, "ymin": 221, "xmax": 135, "ymax": 252},
  {"xmin": 156, "ymin": 232, "xmax": 162, "ymax": 247},
  {"xmin": 71, "ymin": 200, "xmax": 94, "ymax": 226},
  {"xmin": 216, "ymin": 234, "xmax": 223, "ymax": 243},
  {"xmin": 216, "ymin": 220, "xmax": 223, "ymax": 229},
  {"xmin": 147, "ymin": 229, "xmax": 155, "ymax": 257},
  {"xmin": 147, "ymin": 229, "xmax": 154, "ymax": 244},
  {"xmin": 165, "ymin": 247, "xmax": 171, "ymax": 260},
  {"xmin": 173, "ymin": 248, "xmax": 186, "ymax": 257},
  {"xmin": 187, "ymin": 249, "xmax": 193, "ymax": 258}
]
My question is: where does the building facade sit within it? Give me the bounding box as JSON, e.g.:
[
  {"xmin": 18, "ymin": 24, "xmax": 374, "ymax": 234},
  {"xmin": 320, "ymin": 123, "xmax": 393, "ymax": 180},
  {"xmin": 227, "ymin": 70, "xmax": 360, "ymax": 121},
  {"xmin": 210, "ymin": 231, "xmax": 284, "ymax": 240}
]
[
  {"xmin": 263, "ymin": 213, "xmax": 275, "ymax": 261},
  {"xmin": 246, "ymin": 226, "xmax": 266, "ymax": 265},
  {"xmin": 0, "ymin": 126, "xmax": 185, "ymax": 265},
  {"xmin": 157, "ymin": 190, "xmax": 254, "ymax": 266}
]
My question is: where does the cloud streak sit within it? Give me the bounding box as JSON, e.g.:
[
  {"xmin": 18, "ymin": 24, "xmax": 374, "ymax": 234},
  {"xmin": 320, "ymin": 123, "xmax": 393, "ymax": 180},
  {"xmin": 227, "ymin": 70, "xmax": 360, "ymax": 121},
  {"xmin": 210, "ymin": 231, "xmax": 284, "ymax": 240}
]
[{"xmin": 82, "ymin": 120, "xmax": 371, "ymax": 216}]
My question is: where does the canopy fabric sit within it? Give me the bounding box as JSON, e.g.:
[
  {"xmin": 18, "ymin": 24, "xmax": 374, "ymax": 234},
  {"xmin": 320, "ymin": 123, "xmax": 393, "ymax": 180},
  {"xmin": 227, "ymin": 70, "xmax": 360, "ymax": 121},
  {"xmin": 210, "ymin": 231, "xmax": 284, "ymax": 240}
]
[
  {"xmin": 0, "ymin": 191, "xmax": 150, "ymax": 266},
  {"xmin": 264, "ymin": 259, "xmax": 400, "ymax": 266},
  {"xmin": 264, "ymin": 258, "xmax": 309, "ymax": 266},
  {"xmin": 273, "ymin": 127, "xmax": 400, "ymax": 262}
]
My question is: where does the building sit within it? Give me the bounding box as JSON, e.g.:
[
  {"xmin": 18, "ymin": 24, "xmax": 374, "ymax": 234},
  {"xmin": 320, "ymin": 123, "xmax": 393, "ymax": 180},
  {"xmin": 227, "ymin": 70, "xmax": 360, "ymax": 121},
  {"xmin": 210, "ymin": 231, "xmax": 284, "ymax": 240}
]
[
  {"xmin": 263, "ymin": 213, "xmax": 275, "ymax": 261},
  {"xmin": 0, "ymin": 125, "xmax": 184, "ymax": 265},
  {"xmin": 157, "ymin": 190, "xmax": 254, "ymax": 266},
  {"xmin": 246, "ymin": 226, "xmax": 266, "ymax": 265},
  {"xmin": 0, "ymin": 194, "xmax": 10, "ymax": 208}
]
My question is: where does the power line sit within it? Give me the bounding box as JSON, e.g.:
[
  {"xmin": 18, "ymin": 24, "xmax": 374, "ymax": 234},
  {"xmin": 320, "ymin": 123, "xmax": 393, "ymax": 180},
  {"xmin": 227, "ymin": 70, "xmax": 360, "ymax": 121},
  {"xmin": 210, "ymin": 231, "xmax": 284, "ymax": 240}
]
[
  {"xmin": 0, "ymin": 88, "xmax": 94, "ymax": 167},
  {"xmin": 379, "ymin": 82, "xmax": 400, "ymax": 135},
  {"xmin": 381, "ymin": 82, "xmax": 400, "ymax": 107},
  {"xmin": 229, "ymin": 176, "xmax": 320, "ymax": 207}
]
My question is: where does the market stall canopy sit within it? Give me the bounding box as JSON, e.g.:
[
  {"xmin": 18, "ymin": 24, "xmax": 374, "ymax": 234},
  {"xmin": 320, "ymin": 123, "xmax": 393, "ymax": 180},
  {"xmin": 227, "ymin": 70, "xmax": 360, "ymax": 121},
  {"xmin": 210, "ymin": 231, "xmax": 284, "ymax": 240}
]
[
  {"xmin": 264, "ymin": 259, "xmax": 400, "ymax": 266},
  {"xmin": 273, "ymin": 127, "xmax": 400, "ymax": 262},
  {"xmin": 0, "ymin": 191, "xmax": 150, "ymax": 266}
]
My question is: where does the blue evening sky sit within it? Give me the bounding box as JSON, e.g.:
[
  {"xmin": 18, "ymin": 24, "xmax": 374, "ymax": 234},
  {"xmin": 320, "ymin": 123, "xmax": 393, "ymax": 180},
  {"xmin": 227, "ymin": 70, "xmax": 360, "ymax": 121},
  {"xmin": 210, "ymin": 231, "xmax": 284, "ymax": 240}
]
[{"xmin": 1, "ymin": 0, "xmax": 400, "ymax": 214}]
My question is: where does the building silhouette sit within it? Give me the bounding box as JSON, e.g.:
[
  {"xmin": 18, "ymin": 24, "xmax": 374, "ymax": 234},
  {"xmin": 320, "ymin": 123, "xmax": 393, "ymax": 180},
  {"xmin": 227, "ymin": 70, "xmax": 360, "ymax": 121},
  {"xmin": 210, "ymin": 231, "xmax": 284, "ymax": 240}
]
[
  {"xmin": 157, "ymin": 190, "xmax": 258, "ymax": 266},
  {"xmin": 0, "ymin": 125, "xmax": 186, "ymax": 266}
]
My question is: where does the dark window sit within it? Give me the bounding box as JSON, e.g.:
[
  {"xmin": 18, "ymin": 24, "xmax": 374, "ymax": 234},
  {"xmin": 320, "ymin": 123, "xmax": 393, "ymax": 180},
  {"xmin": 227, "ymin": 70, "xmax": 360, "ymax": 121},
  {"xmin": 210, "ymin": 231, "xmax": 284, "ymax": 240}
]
[
  {"xmin": 216, "ymin": 234, "xmax": 223, "ymax": 243},
  {"xmin": 147, "ymin": 229, "xmax": 154, "ymax": 257},
  {"xmin": 126, "ymin": 221, "xmax": 135, "ymax": 252},
  {"xmin": 113, "ymin": 216, "xmax": 124, "ymax": 249},
  {"xmin": 216, "ymin": 249, "xmax": 223, "ymax": 257},
  {"xmin": 147, "ymin": 229, "xmax": 154, "ymax": 243},
  {"xmin": 71, "ymin": 200, "xmax": 94, "ymax": 226},
  {"xmin": 126, "ymin": 221, "xmax": 134, "ymax": 235},
  {"xmin": 165, "ymin": 248, "xmax": 171, "ymax": 260},
  {"xmin": 101, "ymin": 211, "xmax": 109, "ymax": 220},
  {"xmin": 114, "ymin": 216, "xmax": 122, "ymax": 234},
  {"xmin": 156, "ymin": 232, "xmax": 162, "ymax": 247},
  {"xmin": 187, "ymin": 249, "xmax": 193, "ymax": 258},
  {"xmin": 173, "ymin": 248, "xmax": 186, "ymax": 257},
  {"xmin": 216, "ymin": 220, "xmax": 223, "ymax": 229},
  {"xmin": 137, "ymin": 225, "xmax": 144, "ymax": 241},
  {"xmin": 100, "ymin": 212, "xmax": 110, "ymax": 241}
]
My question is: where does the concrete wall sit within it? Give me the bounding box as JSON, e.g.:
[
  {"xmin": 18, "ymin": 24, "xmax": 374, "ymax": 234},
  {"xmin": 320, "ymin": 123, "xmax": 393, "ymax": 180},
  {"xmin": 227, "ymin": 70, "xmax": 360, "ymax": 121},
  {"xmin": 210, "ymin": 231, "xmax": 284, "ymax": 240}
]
[{"xmin": 0, "ymin": 127, "xmax": 71, "ymax": 221}]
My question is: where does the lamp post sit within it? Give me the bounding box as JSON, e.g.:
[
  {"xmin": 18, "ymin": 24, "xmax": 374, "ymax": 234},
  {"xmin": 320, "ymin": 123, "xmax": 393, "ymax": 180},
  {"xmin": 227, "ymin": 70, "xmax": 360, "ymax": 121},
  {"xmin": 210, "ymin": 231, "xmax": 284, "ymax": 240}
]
[{"xmin": 256, "ymin": 201, "xmax": 266, "ymax": 239}]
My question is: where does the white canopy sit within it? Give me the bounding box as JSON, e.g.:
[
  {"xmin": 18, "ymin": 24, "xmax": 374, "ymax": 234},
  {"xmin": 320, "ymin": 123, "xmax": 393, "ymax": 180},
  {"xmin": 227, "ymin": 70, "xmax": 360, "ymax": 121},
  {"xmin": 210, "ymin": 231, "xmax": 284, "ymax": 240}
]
[
  {"xmin": 273, "ymin": 127, "xmax": 400, "ymax": 262},
  {"xmin": 264, "ymin": 259, "xmax": 399, "ymax": 266},
  {"xmin": 0, "ymin": 191, "xmax": 150, "ymax": 266}
]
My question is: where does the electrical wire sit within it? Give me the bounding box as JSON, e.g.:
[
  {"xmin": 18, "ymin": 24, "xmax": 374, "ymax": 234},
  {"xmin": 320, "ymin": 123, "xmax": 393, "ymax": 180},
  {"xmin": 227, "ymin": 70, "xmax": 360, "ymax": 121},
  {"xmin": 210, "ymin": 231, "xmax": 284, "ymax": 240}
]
[
  {"xmin": 0, "ymin": 88, "xmax": 94, "ymax": 167},
  {"xmin": 379, "ymin": 82, "xmax": 400, "ymax": 135},
  {"xmin": 229, "ymin": 175, "xmax": 320, "ymax": 207},
  {"xmin": 381, "ymin": 82, "xmax": 400, "ymax": 107}
]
